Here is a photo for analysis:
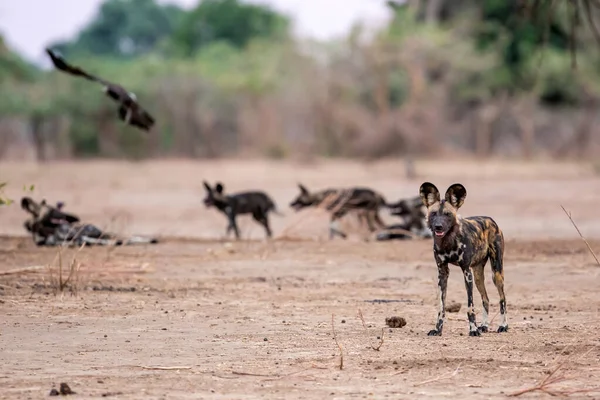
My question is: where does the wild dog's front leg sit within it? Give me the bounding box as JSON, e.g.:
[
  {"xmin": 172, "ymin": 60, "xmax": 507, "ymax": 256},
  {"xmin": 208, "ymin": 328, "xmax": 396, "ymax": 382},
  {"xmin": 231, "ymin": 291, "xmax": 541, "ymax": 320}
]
[
  {"xmin": 225, "ymin": 207, "xmax": 240, "ymax": 240},
  {"xmin": 462, "ymin": 266, "xmax": 481, "ymax": 337},
  {"xmin": 428, "ymin": 261, "xmax": 449, "ymax": 336}
]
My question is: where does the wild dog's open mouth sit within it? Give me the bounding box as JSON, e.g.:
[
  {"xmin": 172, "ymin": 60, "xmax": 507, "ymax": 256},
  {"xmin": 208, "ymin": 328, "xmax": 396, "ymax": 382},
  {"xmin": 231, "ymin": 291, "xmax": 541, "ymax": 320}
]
[{"xmin": 434, "ymin": 231, "xmax": 445, "ymax": 237}]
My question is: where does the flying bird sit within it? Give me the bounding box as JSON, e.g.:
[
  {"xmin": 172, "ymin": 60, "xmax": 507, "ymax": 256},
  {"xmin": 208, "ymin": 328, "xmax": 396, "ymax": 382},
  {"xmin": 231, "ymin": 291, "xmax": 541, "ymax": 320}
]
[{"xmin": 45, "ymin": 48, "xmax": 155, "ymax": 132}]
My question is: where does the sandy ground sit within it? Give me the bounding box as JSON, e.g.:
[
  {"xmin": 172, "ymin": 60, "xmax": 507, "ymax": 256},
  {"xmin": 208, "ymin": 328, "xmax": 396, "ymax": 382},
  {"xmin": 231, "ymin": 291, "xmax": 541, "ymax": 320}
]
[{"xmin": 1, "ymin": 158, "xmax": 600, "ymax": 399}]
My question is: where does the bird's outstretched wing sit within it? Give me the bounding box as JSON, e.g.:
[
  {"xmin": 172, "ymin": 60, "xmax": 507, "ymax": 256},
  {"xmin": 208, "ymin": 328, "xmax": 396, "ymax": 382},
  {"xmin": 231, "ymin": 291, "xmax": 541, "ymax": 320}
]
[
  {"xmin": 46, "ymin": 48, "xmax": 156, "ymax": 132},
  {"xmin": 45, "ymin": 48, "xmax": 113, "ymax": 86}
]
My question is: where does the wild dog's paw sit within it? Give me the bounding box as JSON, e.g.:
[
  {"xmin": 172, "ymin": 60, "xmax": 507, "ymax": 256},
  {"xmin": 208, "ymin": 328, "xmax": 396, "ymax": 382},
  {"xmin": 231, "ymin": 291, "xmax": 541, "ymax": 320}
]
[
  {"xmin": 477, "ymin": 325, "xmax": 489, "ymax": 333},
  {"xmin": 469, "ymin": 330, "xmax": 481, "ymax": 337},
  {"xmin": 497, "ymin": 326, "xmax": 508, "ymax": 333},
  {"xmin": 427, "ymin": 329, "xmax": 442, "ymax": 336}
]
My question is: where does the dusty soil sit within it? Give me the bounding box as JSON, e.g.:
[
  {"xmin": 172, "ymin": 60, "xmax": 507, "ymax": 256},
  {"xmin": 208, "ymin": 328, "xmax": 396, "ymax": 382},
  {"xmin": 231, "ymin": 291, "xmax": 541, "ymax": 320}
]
[{"xmin": 1, "ymin": 158, "xmax": 600, "ymax": 399}]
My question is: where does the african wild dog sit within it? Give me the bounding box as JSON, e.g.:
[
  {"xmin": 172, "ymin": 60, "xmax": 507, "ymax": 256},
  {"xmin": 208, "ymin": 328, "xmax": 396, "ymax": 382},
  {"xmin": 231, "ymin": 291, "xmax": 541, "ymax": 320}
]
[
  {"xmin": 202, "ymin": 181, "xmax": 281, "ymax": 240},
  {"xmin": 419, "ymin": 182, "xmax": 508, "ymax": 337},
  {"xmin": 289, "ymin": 183, "xmax": 389, "ymax": 239},
  {"xmin": 376, "ymin": 195, "xmax": 432, "ymax": 241},
  {"xmin": 21, "ymin": 197, "xmax": 159, "ymax": 247}
]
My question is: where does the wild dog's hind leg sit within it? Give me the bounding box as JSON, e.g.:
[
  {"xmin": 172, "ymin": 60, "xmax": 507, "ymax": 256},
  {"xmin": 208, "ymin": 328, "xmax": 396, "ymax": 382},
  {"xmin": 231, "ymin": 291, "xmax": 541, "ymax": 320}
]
[
  {"xmin": 428, "ymin": 261, "xmax": 449, "ymax": 336},
  {"xmin": 472, "ymin": 261, "xmax": 490, "ymax": 333},
  {"xmin": 329, "ymin": 211, "xmax": 348, "ymax": 240},
  {"xmin": 372, "ymin": 210, "xmax": 386, "ymax": 231},
  {"xmin": 490, "ymin": 232, "xmax": 508, "ymax": 332},
  {"xmin": 462, "ymin": 265, "xmax": 481, "ymax": 337},
  {"xmin": 253, "ymin": 211, "xmax": 272, "ymax": 238}
]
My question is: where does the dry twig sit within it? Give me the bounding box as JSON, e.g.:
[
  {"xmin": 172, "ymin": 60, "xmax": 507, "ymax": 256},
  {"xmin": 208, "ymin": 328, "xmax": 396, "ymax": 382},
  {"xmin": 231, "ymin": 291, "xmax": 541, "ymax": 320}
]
[
  {"xmin": 508, "ymin": 347, "xmax": 600, "ymax": 397},
  {"xmin": 357, "ymin": 308, "xmax": 386, "ymax": 351},
  {"xmin": 561, "ymin": 205, "xmax": 600, "ymax": 267},
  {"xmin": 372, "ymin": 328, "xmax": 385, "ymax": 351},
  {"xmin": 331, "ymin": 313, "xmax": 344, "ymax": 370},
  {"xmin": 414, "ymin": 363, "xmax": 462, "ymax": 387}
]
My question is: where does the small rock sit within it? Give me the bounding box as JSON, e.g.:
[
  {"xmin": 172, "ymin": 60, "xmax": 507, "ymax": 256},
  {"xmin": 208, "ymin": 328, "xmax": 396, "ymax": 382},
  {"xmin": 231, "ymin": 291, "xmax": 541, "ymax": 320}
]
[{"xmin": 59, "ymin": 383, "xmax": 76, "ymax": 395}]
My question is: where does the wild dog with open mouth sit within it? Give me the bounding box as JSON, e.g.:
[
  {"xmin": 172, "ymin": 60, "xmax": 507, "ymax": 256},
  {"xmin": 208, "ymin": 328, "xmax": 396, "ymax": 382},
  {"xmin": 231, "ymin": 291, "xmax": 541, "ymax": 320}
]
[
  {"xmin": 419, "ymin": 182, "xmax": 508, "ymax": 337},
  {"xmin": 289, "ymin": 184, "xmax": 389, "ymax": 239},
  {"xmin": 202, "ymin": 181, "xmax": 282, "ymax": 240},
  {"xmin": 376, "ymin": 195, "xmax": 432, "ymax": 241},
  {"xmin": 21, "ymin": 197, "xmax": 159, "ymax": 247}
]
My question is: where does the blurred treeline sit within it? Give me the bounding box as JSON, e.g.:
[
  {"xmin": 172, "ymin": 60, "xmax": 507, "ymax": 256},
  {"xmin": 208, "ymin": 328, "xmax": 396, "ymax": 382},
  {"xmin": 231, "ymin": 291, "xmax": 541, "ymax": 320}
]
[{"xmin": 2, "ymin": 0, "xmax": 600, "ymax": 161}]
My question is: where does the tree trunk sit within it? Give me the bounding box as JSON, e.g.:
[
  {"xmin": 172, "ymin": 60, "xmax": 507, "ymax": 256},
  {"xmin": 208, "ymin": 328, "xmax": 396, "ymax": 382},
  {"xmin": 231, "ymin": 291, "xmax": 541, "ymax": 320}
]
[{"xmin": 30, "ymin": 114, "xmax": 46, "ymax": 162}]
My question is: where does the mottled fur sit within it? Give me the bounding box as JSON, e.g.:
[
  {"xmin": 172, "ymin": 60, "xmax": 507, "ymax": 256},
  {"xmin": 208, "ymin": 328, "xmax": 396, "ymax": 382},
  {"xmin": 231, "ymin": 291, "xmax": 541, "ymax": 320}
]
[
  {"xmin": 419, "ymin": 182, "xmax": 508, "ymax": 337},
  {"xmin": 203, "ymin": 181, "xmax": 281, "ymax": 240},
  {"xmin": 289, "ymin": 184, "xmax": 389, "ymax": 239}
]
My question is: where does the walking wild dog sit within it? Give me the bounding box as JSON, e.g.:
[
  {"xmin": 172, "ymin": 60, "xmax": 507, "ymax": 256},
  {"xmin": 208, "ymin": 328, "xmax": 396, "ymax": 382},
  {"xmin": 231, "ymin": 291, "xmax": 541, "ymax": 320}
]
[
  {"xmin": 419, "ymin": 182, "xmax": 508, "ymax": 337},
  {"xmin": 203, "ymin": 181, "xmax": 281, "ymax": 239},
  {"xmin": 289, "ymin": 184, "xmax": 388, "ymax": 239}
]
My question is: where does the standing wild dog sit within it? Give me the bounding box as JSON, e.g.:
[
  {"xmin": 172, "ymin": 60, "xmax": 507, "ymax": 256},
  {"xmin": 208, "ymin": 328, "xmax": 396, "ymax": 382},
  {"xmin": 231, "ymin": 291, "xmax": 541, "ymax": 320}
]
[
  {"xmin": 419, "ymin": 182, "xmax": 508, "ymax": 337},
  {"xmin": 289, "ymin": 183, "xmax": 388, "ymax": 239},
  {"xmin": 203, "ymin": 181, "xmax": 281, "ymax": 239}
]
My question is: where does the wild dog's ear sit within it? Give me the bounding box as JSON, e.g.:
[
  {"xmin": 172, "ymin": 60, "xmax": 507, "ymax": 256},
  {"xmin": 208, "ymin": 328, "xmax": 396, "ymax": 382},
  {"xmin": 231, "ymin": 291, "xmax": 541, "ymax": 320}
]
[
  {"xmin": 203, "ymin": 181, "xmax": 212, "ymax": 192},
  {"xmin": 21, "ymin": 197, "xmax": 36, "ymax": 212},
  {"xmin": 40, "ymin": 199, "xmax": 47, "ymax": 206},
  {"xmin": 215, "ymin": 182, "xmax": 224, "ymax": 194},
  {"xmin": 298, "ymin": 183, "xmax": 309, "ymax": 195},
  {"xmin": 419, "ymin": 182, "xmax": 440, "ymax": 208},
  {"xmin": 445, "ymin": 183, "xmax": 467, "ymax": 209}
]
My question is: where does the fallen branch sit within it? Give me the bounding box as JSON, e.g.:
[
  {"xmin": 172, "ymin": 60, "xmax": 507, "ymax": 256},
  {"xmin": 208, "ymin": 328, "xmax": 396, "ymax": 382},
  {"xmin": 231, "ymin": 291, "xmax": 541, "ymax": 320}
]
[
  {"xmin": 0, "ymin": 265, "xmax": 45, "ymax": 276},
  {"xmin": 231, "ymin": 371, "xmax": 272, "ymax": 377},
  {"xmin": 561, "ymin": 205, "xmax": 600, "ymax": 267},
  {"xmin": 138, "ymin": 365, "xmax": 192, "ymax": 370}
]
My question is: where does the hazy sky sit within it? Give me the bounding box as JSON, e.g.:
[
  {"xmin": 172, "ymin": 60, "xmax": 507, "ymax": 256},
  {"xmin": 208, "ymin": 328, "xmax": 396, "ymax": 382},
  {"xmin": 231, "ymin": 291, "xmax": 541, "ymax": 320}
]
[{"xmin": 0, "ymin": 0, "xmax": 390, "ymax": 64}]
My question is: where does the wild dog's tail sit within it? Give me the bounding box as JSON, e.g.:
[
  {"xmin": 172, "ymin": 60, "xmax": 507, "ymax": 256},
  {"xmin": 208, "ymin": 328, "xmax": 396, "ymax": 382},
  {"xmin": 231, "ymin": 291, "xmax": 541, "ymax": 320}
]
[
  {"xmin": 268, "ymin": 199, "xmax": 285, "ymax": 217},
  {"xmin": 377, "ymin": 194, "xmax": 395, "ymax": 209}
]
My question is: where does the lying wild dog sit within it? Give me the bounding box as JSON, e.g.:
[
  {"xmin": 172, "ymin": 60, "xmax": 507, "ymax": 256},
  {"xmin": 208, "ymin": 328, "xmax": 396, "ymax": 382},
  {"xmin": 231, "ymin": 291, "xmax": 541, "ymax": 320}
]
[
  {"xmin": 375, "ymin": 195, "xmax": 432, "ymax": 241},
  {"xmin": 21, "ymin": 197, "xmax": 159, "ymax": 247},
  {"xmin": 419, "ymin": 182, "xmax": 508, "ymax": 337},
  {"xmin": 21, "ymin": 197, "xmax": 80, "ymax": 245},
  {"xmin": 289, "ymin": 183, "xmax": 389, "ymax": 239},
  {"xmin": 202, "ymin": 181, "xmax": 282, "ymax": 240}
]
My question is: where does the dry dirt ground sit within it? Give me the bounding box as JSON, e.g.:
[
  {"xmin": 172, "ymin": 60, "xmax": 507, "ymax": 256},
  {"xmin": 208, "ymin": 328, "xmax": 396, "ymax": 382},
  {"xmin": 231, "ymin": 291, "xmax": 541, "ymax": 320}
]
[{"xmin": 1, "ymin": 158, "xmax": 600, "ymax": 399}]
